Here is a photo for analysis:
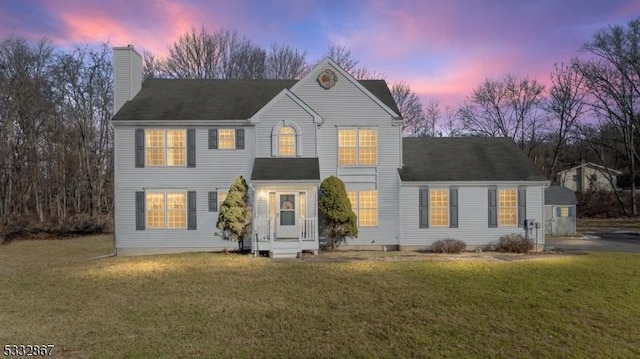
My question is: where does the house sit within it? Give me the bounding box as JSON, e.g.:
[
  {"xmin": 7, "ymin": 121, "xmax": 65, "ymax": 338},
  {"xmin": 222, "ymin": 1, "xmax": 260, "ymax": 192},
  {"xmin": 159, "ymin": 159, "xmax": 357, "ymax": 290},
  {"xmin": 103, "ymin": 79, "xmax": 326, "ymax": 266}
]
[
  {"xmin": 112, "ymin": 45, "xmax": 549, "ymax": 257},
  {"xmin": 544, "ymin": 185, "xmax": 577, "ymax": 236},
  {"xmin": 558, "ymin": 162, "xmax": 622, "ymax": 193}
]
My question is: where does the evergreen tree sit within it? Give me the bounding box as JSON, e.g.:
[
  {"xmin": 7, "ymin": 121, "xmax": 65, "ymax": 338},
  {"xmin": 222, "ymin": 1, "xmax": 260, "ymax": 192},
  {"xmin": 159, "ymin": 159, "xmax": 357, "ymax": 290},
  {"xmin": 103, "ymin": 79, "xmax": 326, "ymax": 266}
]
[
  {"xmin": 318, "ymin": 176, "xmax": 358, "ymax": 250},
  {"xmin": 216, "ymin": 175, "xmax": 252, "ymax": 250}
]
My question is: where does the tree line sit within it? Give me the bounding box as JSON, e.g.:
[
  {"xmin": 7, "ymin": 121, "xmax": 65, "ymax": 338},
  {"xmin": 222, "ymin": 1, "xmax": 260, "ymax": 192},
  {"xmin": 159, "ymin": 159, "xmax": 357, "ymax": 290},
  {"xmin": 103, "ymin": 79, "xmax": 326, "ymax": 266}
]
[{"xmin": 0, "ymin": 18, "xmax": 638, "ymax": 239}]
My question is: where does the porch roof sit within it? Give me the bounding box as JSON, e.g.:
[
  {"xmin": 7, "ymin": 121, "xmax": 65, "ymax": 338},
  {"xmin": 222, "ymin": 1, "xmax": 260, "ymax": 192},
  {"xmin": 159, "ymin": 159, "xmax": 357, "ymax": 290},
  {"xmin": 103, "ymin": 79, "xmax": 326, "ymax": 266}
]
[{"xmin": 251, "ymin": 158, "xmax": 320, "ymax": 181}]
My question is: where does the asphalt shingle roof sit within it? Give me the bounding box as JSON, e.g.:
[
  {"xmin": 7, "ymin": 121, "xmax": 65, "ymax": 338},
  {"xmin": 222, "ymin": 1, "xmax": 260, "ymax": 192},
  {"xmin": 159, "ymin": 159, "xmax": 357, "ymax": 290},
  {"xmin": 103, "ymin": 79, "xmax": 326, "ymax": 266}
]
[
  {"xmin": 399, "ymin": 137, "xmax": 548, "ymax": 182},
  {"xmin": 251, "ymin": 158, "xmax": 320, "ymax": 181},
  {"xmin": 545, "ymin": 185, "xmax": 577, "ymax": 205},
  {"xmin": 113, "ymin": 79, "xmax": 399, "ymax": 121}
]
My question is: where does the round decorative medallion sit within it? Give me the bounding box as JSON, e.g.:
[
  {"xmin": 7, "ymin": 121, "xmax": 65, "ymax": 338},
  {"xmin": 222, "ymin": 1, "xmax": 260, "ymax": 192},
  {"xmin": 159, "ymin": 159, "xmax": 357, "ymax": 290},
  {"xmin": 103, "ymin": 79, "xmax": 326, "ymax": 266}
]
[{"xmin": 317, "ymin": 69, "xmax": 338, "ymax": 89}]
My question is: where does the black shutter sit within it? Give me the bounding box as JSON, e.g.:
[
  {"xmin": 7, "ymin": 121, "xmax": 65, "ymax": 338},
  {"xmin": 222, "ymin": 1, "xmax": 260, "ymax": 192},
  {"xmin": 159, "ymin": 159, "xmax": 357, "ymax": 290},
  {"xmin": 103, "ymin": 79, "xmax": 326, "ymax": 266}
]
[
  {"xmin": 208, "ymin": 191, "xmax": 218, "ymax": 212},
  {"xmin": 135, "ymin": 191, "xmax": 145, "ymax": 230},
  {"xmin": 518, "ymin": 187, "xmax": 526, "ymax": 227},
  {"xmin": 188, "ymin": 191, "xmax": 197, "ymax": 230},
  {"xmin": 135, "ymin": 129, "xmax": 145, "ymax": 168},
  {"xmin": 488, "ymin": 187, "xmax": 497, "ymax": 228},
  {"xmin": 419, "ymin": 187, "xmax": 429, "ymax": 228},
  {"xmin": 209, "ymin": 129, "xmax": 218, "ymax": 149},
  {"xmin": 187, "ymin": 129, "xmax": 196, "ymax": 167},
  {"xmin": 450, "ymin": 187, "xmax": 458, "ymax": 228},
  {"xmin": 235, "ymin": 129, "xmax": 245, "ymax": 149}
]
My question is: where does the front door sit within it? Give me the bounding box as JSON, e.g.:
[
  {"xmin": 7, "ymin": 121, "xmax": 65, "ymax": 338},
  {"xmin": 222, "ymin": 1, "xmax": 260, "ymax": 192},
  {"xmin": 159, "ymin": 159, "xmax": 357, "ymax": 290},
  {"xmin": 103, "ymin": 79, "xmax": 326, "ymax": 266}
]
[{"xmin": 276, "ymin": 193, "xmax": 298, "ymax": 238}]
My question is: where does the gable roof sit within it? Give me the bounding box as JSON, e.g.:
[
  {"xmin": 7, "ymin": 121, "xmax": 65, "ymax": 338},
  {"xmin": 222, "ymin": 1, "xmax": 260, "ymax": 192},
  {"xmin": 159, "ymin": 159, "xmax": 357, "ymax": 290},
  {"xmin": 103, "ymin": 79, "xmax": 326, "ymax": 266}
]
[
  {"xmin": 291, "ymin": 57, "xmax": 401, "ymax": 118},
  {"xmin": 251, "ymin": 158, "xmax": 320, "ymax": 181},
  {"xmin": 558, "ymin": 162, "xmax": 623, "ymax": 175},
  {"xmin": 545, "ymin": 185, "xmax": 577, "ymax": 205},
  {"xmin": 399, "ymin": 137, "xmax": 547, "ymax": 182},
  {"xmin": 112, "ymin": 78, "xmax": 399, "ymax": 122}
]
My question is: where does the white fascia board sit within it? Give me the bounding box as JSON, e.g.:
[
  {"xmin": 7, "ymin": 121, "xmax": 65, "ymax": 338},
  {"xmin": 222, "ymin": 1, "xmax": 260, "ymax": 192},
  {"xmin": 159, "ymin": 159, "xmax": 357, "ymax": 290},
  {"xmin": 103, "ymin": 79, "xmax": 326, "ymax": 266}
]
[
  {"xmin": 248, "ymin": 89, "xmax": 323, "ymax": 125},
  {"xmin": 290, "ymin": 57, "xmax": 401, "ymax": 119},
  {"xmin": 399, "ymin": 180, "xmax": 550, "ymax": 187}
]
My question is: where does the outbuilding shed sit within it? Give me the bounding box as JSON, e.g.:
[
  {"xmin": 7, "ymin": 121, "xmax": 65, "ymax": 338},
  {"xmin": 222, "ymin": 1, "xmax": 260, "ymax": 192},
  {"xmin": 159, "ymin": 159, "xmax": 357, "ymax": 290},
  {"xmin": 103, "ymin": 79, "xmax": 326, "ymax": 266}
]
[{"xmin": 544, "ymin": 185, "xmax": 577, "ymax": 235}]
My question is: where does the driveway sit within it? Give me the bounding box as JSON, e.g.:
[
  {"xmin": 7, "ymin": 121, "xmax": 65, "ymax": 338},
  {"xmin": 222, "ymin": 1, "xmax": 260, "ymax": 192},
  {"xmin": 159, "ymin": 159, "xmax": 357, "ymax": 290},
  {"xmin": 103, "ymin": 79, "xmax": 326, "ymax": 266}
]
[{"xmin": 546, "ymin": 232, "xmax": 640, "ymax": 253}]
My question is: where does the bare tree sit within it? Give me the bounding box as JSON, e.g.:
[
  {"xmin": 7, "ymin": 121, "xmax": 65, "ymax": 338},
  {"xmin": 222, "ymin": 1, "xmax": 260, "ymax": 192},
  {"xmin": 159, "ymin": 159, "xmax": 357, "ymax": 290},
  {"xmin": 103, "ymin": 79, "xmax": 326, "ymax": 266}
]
[
  {"xmin": 460, "ymin": 74, "xmax": 545, "ymax": 155},
  {"xmin": 0, "ymin": 37, "xmax": 56, "ymax": 222},
  {"xmin": 545, "ymin": 63, "xmax": 586, "ymax": 177},
  {"xmin": 265, "ymin": 43, "xmax": 307, "ymax": 79},
  {"xmin": 142, "ymin": 50, "xmax": 163, "ymax": 80},
  {"xmin": 316, "ymin": 45, "xmax": 385, "ymax": 80},
  {"xmin": 573, "ymin": 18, "xmax": 640, "ymax": 216},
  {"xmin": 391, "ymin": 82, "xmax": 428, "ymax": 136},
  {"xmin": 160, "ymin": 27, "xmax": 268, "ymax": 80},
  {"xmin": 53, "ymin": 44, "xmax": 114, "ymax": 218},
  {"xmin": 163, "ymin": 26, "xmax": 220, "ymax": 79},
  {"xmin": 326, "ymin": 45, "xmax": 358, "ymax": 73}
]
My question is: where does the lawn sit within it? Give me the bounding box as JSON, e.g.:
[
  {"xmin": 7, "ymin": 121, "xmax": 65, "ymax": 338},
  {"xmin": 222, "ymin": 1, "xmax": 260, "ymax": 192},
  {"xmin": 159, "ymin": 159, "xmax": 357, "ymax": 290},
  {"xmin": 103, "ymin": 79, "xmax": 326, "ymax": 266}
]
[{"xmin": 1, "ymin": 236, "xmax": 639, "ymax": 358}]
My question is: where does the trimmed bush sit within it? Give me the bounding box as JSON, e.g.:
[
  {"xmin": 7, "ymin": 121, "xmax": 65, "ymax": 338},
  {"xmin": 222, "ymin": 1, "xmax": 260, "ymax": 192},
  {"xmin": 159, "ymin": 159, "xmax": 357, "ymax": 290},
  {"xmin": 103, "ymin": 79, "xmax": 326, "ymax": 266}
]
[
  {"xmin": 318, "ymin": 176, "xmax": 358, "ymax": 250},
  {"xmin": 431, "ymin": 238, "xmax": 467, "ymax": 253},
  {"xmin": 495, "ymin": 233, "xmax": 533, "ymax": 253}
]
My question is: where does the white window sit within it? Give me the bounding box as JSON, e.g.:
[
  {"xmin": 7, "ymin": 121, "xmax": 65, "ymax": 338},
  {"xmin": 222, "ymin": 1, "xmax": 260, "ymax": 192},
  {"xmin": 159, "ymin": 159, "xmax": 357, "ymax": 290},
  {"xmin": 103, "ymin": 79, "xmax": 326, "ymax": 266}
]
[
  {"xmin": 145, "ymin": 130, "xmax": 186, "ymax": 167},
  {"xmin": 347, "ymin": 190, "xmax": 378, "ymax": 227},
  {"xmin": 219, "ymin": 192, "xmax": 227, "ymax": 206},
  {"xmin": 498, "ymin": 189, "xmax": 517, "ymax": 226},
  {"xmin": 430, "ymin": 189, "xmax": 449, "ymax": 227},
  {"xmin": 278, "ymin": 126, "xmax": 296, "ymax": 156},
  {"xmin": 338, "ymin": 128, "xmax": 377, "ymax": 166},
  {"xmin": 146, "ymin": 192, "xmax": 187, "ymax": 229},
  {"xmin": 218, "ymin": 129, "xmax": 235, "ymax": 150}
]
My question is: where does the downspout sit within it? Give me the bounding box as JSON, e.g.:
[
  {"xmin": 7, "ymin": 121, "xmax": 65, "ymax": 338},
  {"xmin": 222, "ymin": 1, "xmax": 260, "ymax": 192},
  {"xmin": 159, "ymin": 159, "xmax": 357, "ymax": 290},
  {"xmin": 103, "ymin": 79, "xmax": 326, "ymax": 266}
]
[{"xmin": 91, "ymin": 232, "xmax": 117, "ymax": 259}]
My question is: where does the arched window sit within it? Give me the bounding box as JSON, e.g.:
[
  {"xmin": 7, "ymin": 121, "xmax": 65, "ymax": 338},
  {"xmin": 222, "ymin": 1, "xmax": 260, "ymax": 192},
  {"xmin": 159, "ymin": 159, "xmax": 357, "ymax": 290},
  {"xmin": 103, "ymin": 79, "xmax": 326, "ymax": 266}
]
[{"xmin": 278, "ymin": 126, "xmax": 296, "ymax": 156}]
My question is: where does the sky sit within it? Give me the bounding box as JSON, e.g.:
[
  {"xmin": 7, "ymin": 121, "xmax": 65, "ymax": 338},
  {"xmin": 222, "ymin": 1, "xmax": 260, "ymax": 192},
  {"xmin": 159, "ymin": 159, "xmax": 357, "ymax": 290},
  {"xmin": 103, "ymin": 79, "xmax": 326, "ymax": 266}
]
[{"xmin": 1, "ymin": 0, "xmax": 639, "ymax": 108}]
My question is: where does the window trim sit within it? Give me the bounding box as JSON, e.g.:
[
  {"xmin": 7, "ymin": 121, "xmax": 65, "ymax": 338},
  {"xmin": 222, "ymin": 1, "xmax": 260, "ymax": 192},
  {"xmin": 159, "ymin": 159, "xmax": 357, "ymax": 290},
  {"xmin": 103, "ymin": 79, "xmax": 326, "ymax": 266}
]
[
  {"xmin": 498, "ymin": 188, "xmax": 518, "ymax": 227},
  {"xmin": 347, "ymin": 190, "xmax": 378, "ymax": 227},
  {"xmin": 429, "ymin": 189, "xmax": 449, "ymax": 228},
  {"xmin": 338, "ymin": 127, "xmax": 378, "ymax": 167},
  {"xmin": 218, "ymin": 129, "xmax": 236, "ymax": 150},
  {"xmin": 144, "ymin": 129, "xmax": 187, "ymax": 167},
  {"xmin": 278, "ymin": 126, "xmax": 297, "ymax": 157},
  {"xmin": 271, "ymin": 121, "xmax": 302, "ymax": 157},
  {"xmin": 145, "ymin": 191, "xmax": 188, "ymax": 230}
]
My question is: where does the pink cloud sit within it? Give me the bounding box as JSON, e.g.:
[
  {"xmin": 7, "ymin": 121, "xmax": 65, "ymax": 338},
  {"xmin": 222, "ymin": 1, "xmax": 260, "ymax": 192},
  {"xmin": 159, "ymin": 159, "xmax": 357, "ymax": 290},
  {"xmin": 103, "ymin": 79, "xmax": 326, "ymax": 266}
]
[{"xmin": 37, "ymin": 0, "xmax": 232, "ymax": 56}]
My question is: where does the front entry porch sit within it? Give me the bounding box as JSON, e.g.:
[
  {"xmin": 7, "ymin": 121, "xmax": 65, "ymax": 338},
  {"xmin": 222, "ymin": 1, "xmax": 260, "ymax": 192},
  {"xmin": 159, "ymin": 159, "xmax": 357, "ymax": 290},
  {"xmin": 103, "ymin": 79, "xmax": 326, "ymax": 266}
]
[
  {"xmin": 252, "ymin": 216, "xmax": 318, "ymax": 258},
  {"xmin": 250, "ymin": 158, "xmax": 321, "ymax": 258}
]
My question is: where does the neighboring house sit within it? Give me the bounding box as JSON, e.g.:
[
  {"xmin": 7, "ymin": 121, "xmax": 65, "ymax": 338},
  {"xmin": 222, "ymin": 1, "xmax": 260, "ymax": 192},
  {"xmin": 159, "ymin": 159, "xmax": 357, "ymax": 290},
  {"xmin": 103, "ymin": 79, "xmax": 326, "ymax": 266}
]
[
  {"xmin": 544, "ymin": 185, "xmax": 577, "ymax": 236},
  {"xmin": 112, "ymin": 45, "xmax": 549, "ymax": 257},
  {"xmin": 558, "ymin": 162, "xmax": 622, "ymax": 193}
]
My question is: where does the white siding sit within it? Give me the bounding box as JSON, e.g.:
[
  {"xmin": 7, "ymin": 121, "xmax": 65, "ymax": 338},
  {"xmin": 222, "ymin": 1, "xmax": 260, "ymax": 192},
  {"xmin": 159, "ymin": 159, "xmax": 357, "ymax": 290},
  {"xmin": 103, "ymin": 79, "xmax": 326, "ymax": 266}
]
[
  {"xmin": 254, "ymin": 95, "xmax": 316, "ymax": 157},
  {"xmin": 113, "ymin": 46, "xmax": 142, "ymax": 114},
  {"xmin": 400, "ymin": 185, "xmax": 545, "ymax": 247},
  {"xmin": 559, "ymin": 165, "xmax": 618, "ymax": 192},
  {"xmin": 290, "ymin": 62, "xmax": 402, "ymax": 246},
  {"xmin": 114, "ymin": 125, "xmax": 255, "ymax": 251}
]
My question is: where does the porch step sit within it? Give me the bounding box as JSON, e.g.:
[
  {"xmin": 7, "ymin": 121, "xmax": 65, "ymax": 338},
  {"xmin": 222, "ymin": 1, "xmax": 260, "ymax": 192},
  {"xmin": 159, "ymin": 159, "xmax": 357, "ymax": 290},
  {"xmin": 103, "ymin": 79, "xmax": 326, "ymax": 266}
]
[{"xmin": 270, "ymin": 247, "xmax": 300, "ymax": 259}]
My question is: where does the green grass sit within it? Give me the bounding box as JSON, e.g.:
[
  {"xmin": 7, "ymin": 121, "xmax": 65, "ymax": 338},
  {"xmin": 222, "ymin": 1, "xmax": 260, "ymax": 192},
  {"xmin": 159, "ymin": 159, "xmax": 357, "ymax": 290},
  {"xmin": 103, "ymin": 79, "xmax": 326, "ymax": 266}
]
[{"xmin": 1, "ymin": 236, "xmax": 640, "ymax": 358}]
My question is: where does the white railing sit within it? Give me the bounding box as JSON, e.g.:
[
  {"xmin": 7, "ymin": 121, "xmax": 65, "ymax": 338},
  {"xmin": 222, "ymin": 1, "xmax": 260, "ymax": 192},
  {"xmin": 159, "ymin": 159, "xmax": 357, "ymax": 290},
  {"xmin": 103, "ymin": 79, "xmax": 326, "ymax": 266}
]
[
  {"xmin": 253, "ymin": 216, "xmax": 317, "ymax": 242},
  {"xmin": 253, "ymin": 217, "xmax": 273, "ymax": 242},
  {"xmin": 300, "ymin": 217, "xmax": 317, "ymax": 241}
]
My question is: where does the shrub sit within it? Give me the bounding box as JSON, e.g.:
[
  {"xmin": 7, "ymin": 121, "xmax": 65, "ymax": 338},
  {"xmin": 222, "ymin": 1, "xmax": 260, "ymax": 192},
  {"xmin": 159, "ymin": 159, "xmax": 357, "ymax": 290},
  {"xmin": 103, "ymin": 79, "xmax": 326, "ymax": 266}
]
[
  {"xmin": 495, "ymin": 233, "xmax": 533, "ymax": 253},
  {"xmin": 217, "ymin": 175, "xmax": 252, "ymax": 251},
  {"xmin": 318, "ymin": 176, "xmax": 358, "ymax": 250},
  {"xmin": 431, "ymin": 238, "xmax": 466, "ymax": 253}
]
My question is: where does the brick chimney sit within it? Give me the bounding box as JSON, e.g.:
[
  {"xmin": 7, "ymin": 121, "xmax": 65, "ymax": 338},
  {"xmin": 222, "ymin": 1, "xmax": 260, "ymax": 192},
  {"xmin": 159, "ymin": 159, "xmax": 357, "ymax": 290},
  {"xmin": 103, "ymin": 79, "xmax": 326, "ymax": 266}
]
[{"xmin": 113, "ymin": 45, "xmax": 142, "ymax": 115}]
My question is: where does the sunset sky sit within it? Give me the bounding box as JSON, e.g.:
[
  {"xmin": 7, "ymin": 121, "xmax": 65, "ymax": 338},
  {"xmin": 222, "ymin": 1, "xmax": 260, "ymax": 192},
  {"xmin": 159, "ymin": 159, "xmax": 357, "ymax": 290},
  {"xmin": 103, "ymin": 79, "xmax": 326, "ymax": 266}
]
[{"xmin": 1, "ymin": 0, "xmax": 639, "ymax": 107}]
